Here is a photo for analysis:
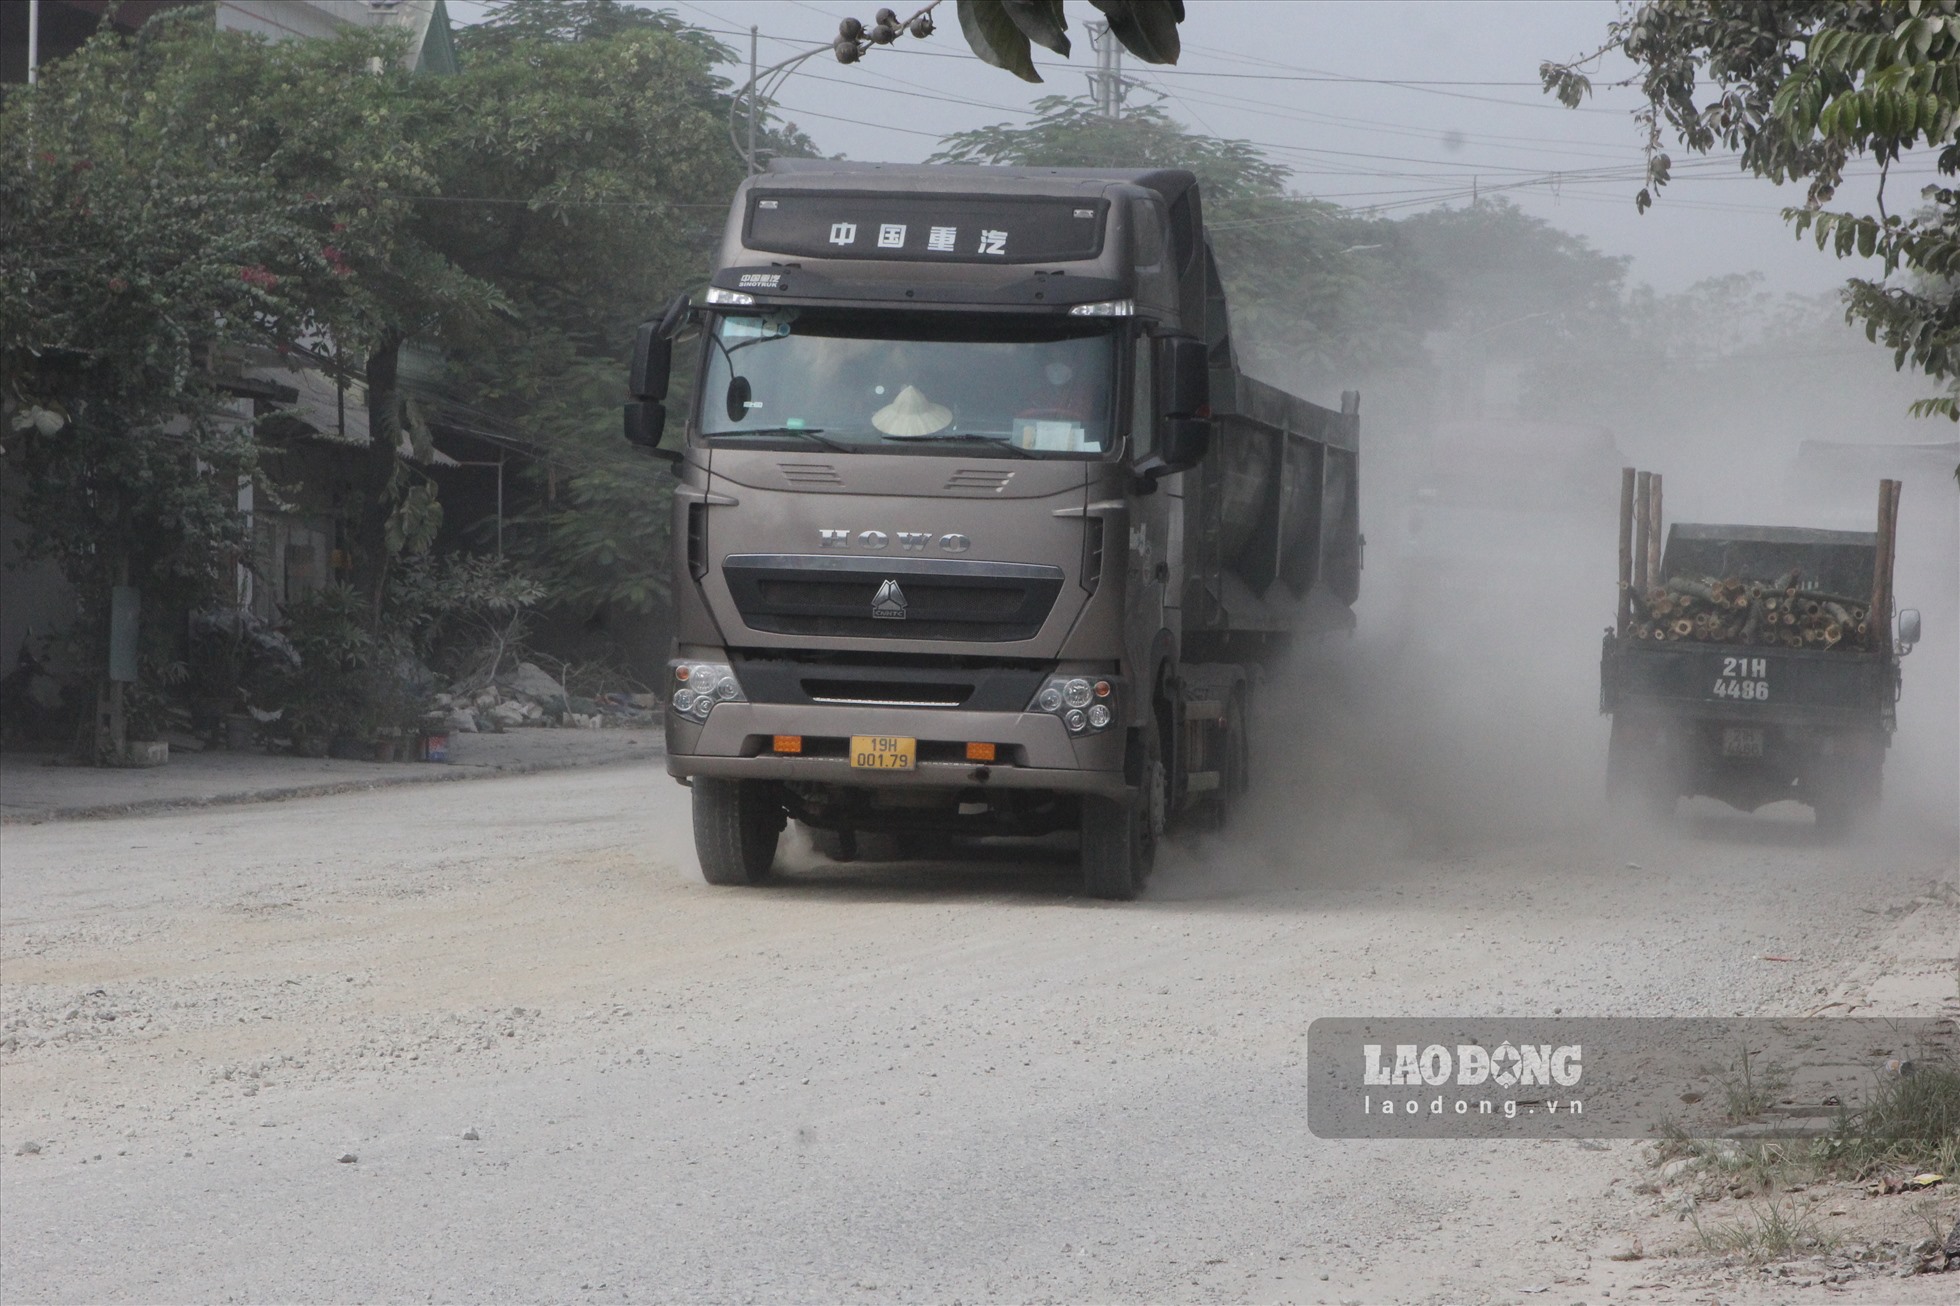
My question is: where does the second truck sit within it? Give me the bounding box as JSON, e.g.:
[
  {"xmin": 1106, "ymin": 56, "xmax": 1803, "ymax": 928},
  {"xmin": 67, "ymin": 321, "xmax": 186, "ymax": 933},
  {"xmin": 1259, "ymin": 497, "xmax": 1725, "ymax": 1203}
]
[
  {"xmin": 1600, "ymin": 470, "xmax": 1919, "ymax": 836},
  {"xmin": 625, "ymin": 162, "xmax": 1362, "ymax": 897}
]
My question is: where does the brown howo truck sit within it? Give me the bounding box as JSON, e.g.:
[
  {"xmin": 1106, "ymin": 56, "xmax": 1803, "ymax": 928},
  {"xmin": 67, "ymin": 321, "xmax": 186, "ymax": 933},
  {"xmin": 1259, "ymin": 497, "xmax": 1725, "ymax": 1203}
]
[{"xmin": 624, "ymin": 162, "xmax": 1361, "ymax": 897}]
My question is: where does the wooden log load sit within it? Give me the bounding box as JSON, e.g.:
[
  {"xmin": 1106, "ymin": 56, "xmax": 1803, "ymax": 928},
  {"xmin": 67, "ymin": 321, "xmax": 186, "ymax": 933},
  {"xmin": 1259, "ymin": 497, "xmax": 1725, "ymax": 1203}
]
[{"xmin": 1627, "ymin": 573, "xmax": 1874, "ymax": 650}]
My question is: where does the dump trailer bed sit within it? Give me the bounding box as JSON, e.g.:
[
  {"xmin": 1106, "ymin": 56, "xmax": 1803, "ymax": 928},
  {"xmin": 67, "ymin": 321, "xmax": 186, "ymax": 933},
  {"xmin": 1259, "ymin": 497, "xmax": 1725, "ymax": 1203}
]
[{"xmin": 1183, "ymin": 372, "xmax": 1360, "ymax": 649}]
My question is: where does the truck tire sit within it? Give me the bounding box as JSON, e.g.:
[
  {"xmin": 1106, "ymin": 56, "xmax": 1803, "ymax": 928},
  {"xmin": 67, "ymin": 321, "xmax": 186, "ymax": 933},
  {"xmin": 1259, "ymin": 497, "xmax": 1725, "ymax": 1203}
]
[
  {"xmin": 1194, "ymin": 690, "xmax": 1250, "ymax": 833},
  {"xmin": 693, "ymin": 778, "xmax": 784, "ymax": 885},
  {"xmin": 1081, "ymin": 722, "xmax": 1164, "ymax": 900},
  {"xmin": 1812, "ymin": 758, "xmax": 1882, "ymax": 843},
  {"xmin": 1606, "ymin": 717, "xmax": 1674, "ymax": 821}
]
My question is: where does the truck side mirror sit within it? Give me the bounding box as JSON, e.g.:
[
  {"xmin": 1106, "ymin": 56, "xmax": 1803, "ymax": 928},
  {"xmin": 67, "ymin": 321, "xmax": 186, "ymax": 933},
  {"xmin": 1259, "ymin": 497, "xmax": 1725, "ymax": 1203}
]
[
  {"xmin": 623, "ymin": 401, "xmax": 679, "ymax": 464},
  {"xmin": 625, "ymin": 293, "xmax": 691, "ymax": 463},
  {"xmin": 628, "ymin": 292, "xmax": 690, "ymax": 400},
  {"xmin": 1137, "ymin": 333, "xmax": 1211, "ymax": 480},
  {"xmin": 1161, "ymin": 333, "xmax": 1209, "ymax": 420},
  {"xmin": 1897, "ymin": 607, "xmax": 1921, "ymax": 651},
  {"xmin": 629, "ymin": 330, "xmax": 671, "ymax": 401},
  {"xmin": 1158, "ymin": 417, "xmax": 1210, "ymax": 469}
]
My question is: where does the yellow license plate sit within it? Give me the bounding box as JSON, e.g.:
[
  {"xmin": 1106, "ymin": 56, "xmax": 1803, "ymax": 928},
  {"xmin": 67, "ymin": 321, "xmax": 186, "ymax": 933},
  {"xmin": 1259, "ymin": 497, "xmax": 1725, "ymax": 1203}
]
[{"xmin": 849, "ymin": 735, "xmax": 916, "ymax": 770}]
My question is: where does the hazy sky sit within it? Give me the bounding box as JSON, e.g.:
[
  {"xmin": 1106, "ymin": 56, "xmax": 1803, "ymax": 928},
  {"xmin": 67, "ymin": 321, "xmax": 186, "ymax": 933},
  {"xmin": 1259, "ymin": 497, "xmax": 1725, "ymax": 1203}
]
[{"xmin": 452, "ymin": 1, "xmax": 1919, "ymax": 297}]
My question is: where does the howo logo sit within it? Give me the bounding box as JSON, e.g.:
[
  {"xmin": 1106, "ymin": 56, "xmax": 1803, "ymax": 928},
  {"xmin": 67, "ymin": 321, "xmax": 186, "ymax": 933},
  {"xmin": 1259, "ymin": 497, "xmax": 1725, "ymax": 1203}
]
[
  {"xmin": 871, "ymin": 580, "xmax": 907, "ymax": 620},
  {"xmin": 820, "ymin": 529, "xmax": 971, "ymax": 553}
]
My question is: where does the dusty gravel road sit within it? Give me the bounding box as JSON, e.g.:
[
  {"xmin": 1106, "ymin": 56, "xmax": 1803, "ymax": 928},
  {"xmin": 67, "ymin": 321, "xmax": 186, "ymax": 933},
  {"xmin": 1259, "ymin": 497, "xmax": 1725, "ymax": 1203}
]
[{"xmin": 3, "ymin": 741, "xmax": 1954, "ymax": 1304}]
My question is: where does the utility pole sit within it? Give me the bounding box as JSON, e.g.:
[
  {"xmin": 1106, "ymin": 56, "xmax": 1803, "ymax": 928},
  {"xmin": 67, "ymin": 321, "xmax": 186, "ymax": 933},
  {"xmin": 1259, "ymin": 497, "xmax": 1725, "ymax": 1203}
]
[
  {"xmin": 747, "ymin": 25, "xmax": 759, "ymax": 176},
  {"xmin": 1085, "ymin": 19, "xmax": 1122, "ymax": 119},
  {"xmin": 27, "ymin": 0, "xmax": 39, "ymax": 84}
]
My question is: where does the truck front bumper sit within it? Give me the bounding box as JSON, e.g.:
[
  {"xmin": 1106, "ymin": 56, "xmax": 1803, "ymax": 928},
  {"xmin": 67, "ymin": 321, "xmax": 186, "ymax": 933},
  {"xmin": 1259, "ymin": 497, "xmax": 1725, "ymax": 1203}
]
[{"xmin": 665, "ymin": 701, "xmax": 1130, "ymax": 797}]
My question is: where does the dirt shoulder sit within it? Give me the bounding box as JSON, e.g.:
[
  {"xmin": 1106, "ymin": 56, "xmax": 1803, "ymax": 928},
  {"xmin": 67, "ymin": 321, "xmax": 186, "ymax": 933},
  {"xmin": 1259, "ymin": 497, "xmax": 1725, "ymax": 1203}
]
[
  {"xmin": 0, "ymin": 728, "xmax": 664, "ymax": 825},
  {"xmin": 1558, "ymin": 876, "xmax": 1960, "ymax": 1306}
]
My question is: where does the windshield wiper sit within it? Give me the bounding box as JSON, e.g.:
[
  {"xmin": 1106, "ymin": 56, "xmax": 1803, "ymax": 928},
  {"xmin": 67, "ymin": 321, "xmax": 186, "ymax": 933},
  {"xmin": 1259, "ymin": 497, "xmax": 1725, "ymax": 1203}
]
[
  {"xmin": 880, "ymin": 432, "xmax": 1036, "ymax": 458},
  {"xmin": 707, "ymin": 427, "xmax": 849, "ymax": 453}
]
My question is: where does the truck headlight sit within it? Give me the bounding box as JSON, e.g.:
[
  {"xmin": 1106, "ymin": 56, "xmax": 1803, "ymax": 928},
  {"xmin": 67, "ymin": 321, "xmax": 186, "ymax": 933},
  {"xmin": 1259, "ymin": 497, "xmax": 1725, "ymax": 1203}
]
[
  {"xmin": 1067, "ymin": 298, "xmax": 1134, "ymax": 317},
  {"xmin": 1029, "ymin": 676, "xmax": 1116, "ymax": 734},
  {"xmin": 672, "ymin": 661, "xmax": 745, "ymax": 722}
]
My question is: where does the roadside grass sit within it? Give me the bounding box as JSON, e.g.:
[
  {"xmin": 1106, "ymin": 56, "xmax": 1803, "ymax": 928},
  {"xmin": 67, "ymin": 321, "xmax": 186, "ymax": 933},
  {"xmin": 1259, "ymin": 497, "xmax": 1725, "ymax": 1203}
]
[
  {"xmin": 1655, "ymin": 1056, "xmax": 1959, "ymax": 1264},
  {"xmin": 1818, "ymin": 1060, "xmax": 1960, "ymax": 1181},
  {"xmin": 1657, "ymin": 1053, "xmax": 1958, "ymax": 1185},
  {"xmin": 1722, "ymin": 1044, "xmax": 1790, "ymax": 1123},
  {"xmin": 1689, "ymin": 1193, "xmax": 1833, "ymax": 1261},
  {"xmin": 1655, "ymin": 1125, "xmax": 1799, "ymax": 1190}
]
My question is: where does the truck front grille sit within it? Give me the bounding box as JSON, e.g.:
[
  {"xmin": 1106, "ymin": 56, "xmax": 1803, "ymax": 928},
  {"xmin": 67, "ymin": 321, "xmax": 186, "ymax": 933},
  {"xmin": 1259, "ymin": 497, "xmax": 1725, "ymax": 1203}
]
[
  {"xmin": 802, "ymin": 679, "xmax": 972, "ymax": 707},
  {"xmin": 722, "ymin": 555, "xmax": 1065, "ymax": 643}
]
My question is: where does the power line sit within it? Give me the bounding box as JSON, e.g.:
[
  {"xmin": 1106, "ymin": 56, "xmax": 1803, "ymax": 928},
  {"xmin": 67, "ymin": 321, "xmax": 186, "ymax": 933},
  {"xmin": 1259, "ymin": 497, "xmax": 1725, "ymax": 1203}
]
[
  {"xmin": 767, "ymin": 54, "xmax": 1661, "ymax": 180},
  {"xmin": 790, "ymin": 67, "xmax": 1037, "ymax": 117},
  {"xmin": 775, "ymin": 75, "xmax": 1660, "ymax": 191},
  {"xmin": 667, "ymin": 7, "xmax": 1622, "ymax": 108},
  {"xmin": 770, "ymin": 100, "xmax": 953, "ymax": 140},
  {"xmin": 508, "ymin": 9, "xmax": 1903, "ymax": 227},
  {"xmin": 656, "ymin": 9, "xmax": 1681, "ymax": 199},
  {"xmin": 1207, "ymin": 155, "xmax": 1809, "ymax": 225},
  {"xmin": 1121, "ymin": 76, "xmax": 1647, "ymax": 161},
  {"xmin": 398, "ymin": 195, "xmax": 731, "ymax": 209},
  {"xmin": 365, "ymin": 154, "xmax": 1890, "ymax": 217},
  {"xmin": 1171, "ymin": 35, "xmax": 1626, "ymax": 113},
  {"xmin": 663, "ymin": 4, "xmax": 1652, "ymax": 188}
]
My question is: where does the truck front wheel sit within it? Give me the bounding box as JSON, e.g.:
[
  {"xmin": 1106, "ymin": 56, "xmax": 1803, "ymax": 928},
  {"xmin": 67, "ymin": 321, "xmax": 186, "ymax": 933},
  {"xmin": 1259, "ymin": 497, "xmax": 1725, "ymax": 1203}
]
[
  {"xmin": 1081, "ymin": 722, "xmax": 1165, "ymax": 900},
  {"xmin": 692, "ymin": 778, "xmax": 785, "ymax": 885},
  {"xmin": 1606, "ymin": 716, "xmax": 1675, "ymax": 821},
  {"xmin": 1811, "ymin": 758, "xmax": 1882, "ymax": 843}
]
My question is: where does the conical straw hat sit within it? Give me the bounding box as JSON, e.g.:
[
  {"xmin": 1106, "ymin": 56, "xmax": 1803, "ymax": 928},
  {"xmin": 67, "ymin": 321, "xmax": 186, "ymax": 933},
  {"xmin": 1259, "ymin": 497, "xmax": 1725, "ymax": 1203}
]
[{"xmin": 871, "ymin": 385, "xmax": 952, "ymax": 437}]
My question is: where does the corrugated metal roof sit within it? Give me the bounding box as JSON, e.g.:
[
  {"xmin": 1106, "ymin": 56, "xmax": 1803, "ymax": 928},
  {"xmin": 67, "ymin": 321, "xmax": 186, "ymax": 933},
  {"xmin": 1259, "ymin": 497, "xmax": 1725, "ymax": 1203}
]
[{"xmin": 216, "ymin": 1, "xmax": 457, "ymax": 74}]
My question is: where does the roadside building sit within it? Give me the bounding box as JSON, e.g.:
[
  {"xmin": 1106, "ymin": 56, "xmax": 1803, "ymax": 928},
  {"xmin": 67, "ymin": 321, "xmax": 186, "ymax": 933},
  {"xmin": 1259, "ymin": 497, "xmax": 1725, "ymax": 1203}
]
[{"xmin": 2, "ymin": 0, "xmax": 471, "ymax": 736}]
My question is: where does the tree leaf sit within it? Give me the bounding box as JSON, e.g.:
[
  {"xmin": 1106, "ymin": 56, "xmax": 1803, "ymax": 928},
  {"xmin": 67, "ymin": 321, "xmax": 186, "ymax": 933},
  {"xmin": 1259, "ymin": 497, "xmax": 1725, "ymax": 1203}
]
[
  {"xmin": 1088, "ymin": 0, "xmax": 1183, "ymax": 66},
  {"xmin": 1002, "ymin": 0, "xmax": 1070, "ymax": 57},
  {"xmin": 958, "ymin": 0, "xmax": 1043, "ymax": 83}
]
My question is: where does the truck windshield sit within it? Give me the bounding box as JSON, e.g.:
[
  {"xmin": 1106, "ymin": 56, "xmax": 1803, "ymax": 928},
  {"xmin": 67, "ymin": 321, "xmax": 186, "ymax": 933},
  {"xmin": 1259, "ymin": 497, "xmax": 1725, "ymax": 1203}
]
[{"xmin": 699, "ymin": 310, "xmax": 1115, "ymax": 457}]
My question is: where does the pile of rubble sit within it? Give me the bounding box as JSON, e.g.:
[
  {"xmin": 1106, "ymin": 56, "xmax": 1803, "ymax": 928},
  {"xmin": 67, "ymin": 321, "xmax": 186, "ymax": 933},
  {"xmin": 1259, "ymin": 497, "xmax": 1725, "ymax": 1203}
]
[
  {"xmin": 435, "ymin": 661, "xmax": 660, "ymax": 735},
  {"xmin": 1630, "ymin": 572, "xmax": 1873, "ymax": 650}
]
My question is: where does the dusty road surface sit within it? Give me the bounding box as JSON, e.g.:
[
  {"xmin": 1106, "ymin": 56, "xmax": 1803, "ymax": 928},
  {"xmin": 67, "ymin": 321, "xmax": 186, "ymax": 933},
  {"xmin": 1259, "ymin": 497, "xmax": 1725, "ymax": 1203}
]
[{"xmin": 3, "ymin": 747, "xmax": 1954, "ymax": 1304}]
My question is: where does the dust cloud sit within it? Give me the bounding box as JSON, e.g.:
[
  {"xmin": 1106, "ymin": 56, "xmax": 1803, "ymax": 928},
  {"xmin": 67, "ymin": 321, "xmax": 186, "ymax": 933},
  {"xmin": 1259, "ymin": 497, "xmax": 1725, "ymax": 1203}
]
[
  {"xmin": 1169, "ymin": 350, "xmax": 1959, "ymax": 897},
  {"xmin": 1203, "ymin": 445, "xmax": 1622, "ymax": 885}
]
